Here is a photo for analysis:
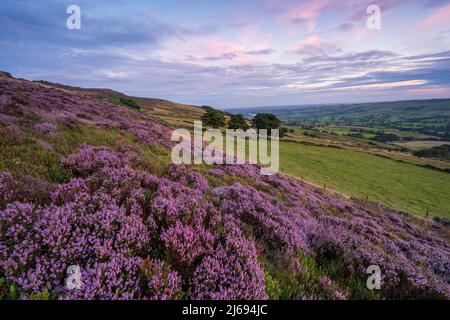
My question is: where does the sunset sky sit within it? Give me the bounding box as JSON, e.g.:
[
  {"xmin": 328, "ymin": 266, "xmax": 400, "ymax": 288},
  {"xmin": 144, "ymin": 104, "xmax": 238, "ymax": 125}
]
[{"xmin": 1, "ymin": 0, "xmax": 449, "ymax": 107}]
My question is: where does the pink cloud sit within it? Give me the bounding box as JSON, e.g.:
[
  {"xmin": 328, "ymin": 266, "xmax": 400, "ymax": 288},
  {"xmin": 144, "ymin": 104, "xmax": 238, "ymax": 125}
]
[
  {"xmin": 416, "ymin": 3, "xmax": 450, "ymax": 31},
  {"xmin": 265, "ymin": 0, "xmax": 408, "ymax": 35},
  {"xmin": 406, "ymin": 86, "xmax": 450, "ymax": 96},
  {"xmin": 277, "ymin": 0, "xmax": 334, "ymax": 33}
]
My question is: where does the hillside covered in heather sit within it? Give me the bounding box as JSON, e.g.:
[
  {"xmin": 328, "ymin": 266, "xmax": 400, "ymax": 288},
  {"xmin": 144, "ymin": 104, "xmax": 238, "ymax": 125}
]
[{"xmin": 0, "ymin": 73, "xmax": 449, "ymax": 300}]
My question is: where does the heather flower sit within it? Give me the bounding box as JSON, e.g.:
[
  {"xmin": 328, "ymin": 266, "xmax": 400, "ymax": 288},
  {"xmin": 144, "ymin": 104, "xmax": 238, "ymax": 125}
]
[
  {"xmin": 161, "ymin": 221, "xmax": 214, "ymax": 265},
  {"xmin": 319, "ymin": 276, "xmax": 348, "ymax": 300},
  {"xmin": 7, "ymin": 124, "xmax": 20, "ymax": 136},
  {"xmin": 36, "ymin": 139, "xmax": 53, "ymax": 151},
  {"xmin": 0, "ymin": 113, "xmax": 18, "ymax": 125},
  {"xmin": 191, "ymin": 234, "xmax": 267, "ymax": 300},
  {"xmin": 142, "ymin": 258, "xmax": 183, "ymax": 300},
  {"xmin": 0, "ymin": 172, "xmax": 15, "ymax": 206},
  {"xmin": 206, "ymin": 168, "xmax": 223, "ymax": 177},
  {"xmin": 62, "ymin": 254, "xmax": 144, "ymax": 300},
  {"xmin": 167, "ymin": 164, "xmax": 209, "ymax": 191},
  {"xmin": 61, "ymin": 144, "xmax": 127, "ymax": 176},
  {"xmin": 212, "ymin": 183, "xmax": 310, "ymax": 253},
  {"xmin": 34, "ymin": 122, "xmax": 57, "ymax": 134}
]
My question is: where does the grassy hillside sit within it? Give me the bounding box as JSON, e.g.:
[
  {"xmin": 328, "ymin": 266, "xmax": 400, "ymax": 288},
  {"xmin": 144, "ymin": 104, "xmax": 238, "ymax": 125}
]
[
  {"xmin": 35, "ymin": 77, "xmax": 207, "ymax": 130},
  {"xmin": 279, "ymin": 140, "xmax": 450, "ymax": 217}
]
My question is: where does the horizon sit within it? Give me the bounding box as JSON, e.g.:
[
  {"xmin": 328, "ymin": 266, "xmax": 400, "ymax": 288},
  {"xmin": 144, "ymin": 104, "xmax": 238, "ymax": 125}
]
[{"xmin": 1, "ymin": 0, "xmax": 450, "ymax": 108}]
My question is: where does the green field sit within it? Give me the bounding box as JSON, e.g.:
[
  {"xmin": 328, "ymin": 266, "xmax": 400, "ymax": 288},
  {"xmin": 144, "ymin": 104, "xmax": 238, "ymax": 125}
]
[{"xmin": 279, "ymin": 140, "xmax": 450, "ymax": 218}]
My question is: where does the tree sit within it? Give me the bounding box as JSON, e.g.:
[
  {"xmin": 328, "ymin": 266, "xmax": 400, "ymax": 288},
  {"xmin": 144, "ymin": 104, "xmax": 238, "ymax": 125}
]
[
  {"xmin": 227, "ymin": 114, "xmax": 249, "ymax": 130},
  {"xmin": 201, "ymin": 108, "xmax": 225, "ymax": 127},
  {"xmin": 252, "ymin": 113, "xmax": 282, "ymax": 135},
  {"xmin": 279, "ymin": 127, "xmax": 288, "ymax": 138},
  {"xmin": 119, "ymin": 98, "xmax": 140, "ymax": 110}
]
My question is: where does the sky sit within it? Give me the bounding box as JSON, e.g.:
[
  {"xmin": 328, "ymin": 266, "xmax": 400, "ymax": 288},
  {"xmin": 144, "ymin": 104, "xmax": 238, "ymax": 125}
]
[{"xmin": 0, "ymin": 0, "xmax": 450, "ymax": 108}]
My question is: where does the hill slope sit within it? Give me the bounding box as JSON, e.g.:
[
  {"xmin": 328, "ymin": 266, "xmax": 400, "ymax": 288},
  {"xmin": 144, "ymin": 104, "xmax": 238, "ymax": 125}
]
[{"xmin": 0, "ymin": 74, "xmax": 449, "ymax": 300}]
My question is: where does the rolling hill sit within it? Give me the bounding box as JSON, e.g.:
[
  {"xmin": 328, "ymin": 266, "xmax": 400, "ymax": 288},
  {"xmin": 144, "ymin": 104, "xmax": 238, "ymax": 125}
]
[{"xmin": 229, "ymin": 99, "xmax": 450, "ymax": 137}]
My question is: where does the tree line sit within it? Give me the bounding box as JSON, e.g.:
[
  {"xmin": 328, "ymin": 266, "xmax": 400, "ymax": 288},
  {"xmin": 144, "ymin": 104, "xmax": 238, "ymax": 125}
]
[{"xmin": 200, "ymin": 107, "xmax": 289, "ymax": 137}]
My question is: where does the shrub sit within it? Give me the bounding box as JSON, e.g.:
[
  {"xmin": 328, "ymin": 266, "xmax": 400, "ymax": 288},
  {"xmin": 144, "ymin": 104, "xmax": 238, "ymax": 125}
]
[
  {"xmin": 34, "ymin": 122, "xmax": 57, "ymax": 134},
  {"xmin": 201, "ymin": 108, "xmax": 225, "ymax": 127},
  {"xmin": 119, "ymin": 98, "xmax": 141, "ymax": 110},
  {"xmin": 227, "ymin": 114, "xmax": 249, "ymax": 130},
  {"xmin": 252, "ymin": 113, "xmax": 281, "ymax": 135}
]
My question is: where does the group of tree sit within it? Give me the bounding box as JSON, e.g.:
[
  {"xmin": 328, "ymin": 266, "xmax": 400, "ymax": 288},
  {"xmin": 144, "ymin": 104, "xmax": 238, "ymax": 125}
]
[
  {"xmin": 252, "ymin": 113, "xmax": 289, "ymax": 137},
  {"xmin": 200, "ymin": 107, "xmax": 226, "ymax": 127},
  {"xmin": 371, "ymin": 132, "xmax": 400, "ymax": 142},
  {"xmin": 227, "ymin": 114, "xmax": 249, "ymax": 130},
  {"xmin": 414, "ymin": 144, "xmax": 450, "ymax": 161},
  {"xmin": 201, "ymin": 108, "xmax": 288, "ymax": 137}
]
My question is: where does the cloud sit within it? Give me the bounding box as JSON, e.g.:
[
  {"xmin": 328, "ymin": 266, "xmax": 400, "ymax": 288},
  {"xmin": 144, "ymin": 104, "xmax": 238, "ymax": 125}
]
[
  {"xmin": 416, "ymin": 3, "xmax": 450, "ymax": 31},
  {"xmin": 0, "ymin": 0, "xmax": 211, "ymax": 52},
  {"xmin": 303, "ymin": 50, "xmax": 397, "ymax": 63},
  {"xmin": 202, "ymin": 49, "xmax": 274, "ymax": 61},
  {"xmin": 290, "ymin": 36, "xmax": 340, "ymax": 57},
  {"xmin": 338, "ymin": 22, "xmax": 354, "ymax": 32},
  {"xmin": 335, "ymin": 80, "xmax": 428, "ymax": 91},
  {"xmin": 95, "ymin": 70, "xmax": 134, "ymax": 79},
  {"xmin": 244, "ymin": 49, "xmax": 275, "ymax": 55},
  {"xmin": 20, "ymin": 47, "xmax": 447, "ymax": 107},
  {"xmin": 406, "ymin": 86, "xmax": 450, "ymax": 95},
  {"xmin": 204, "ymin": 52, "xmax": 240, "ymax": 61}
]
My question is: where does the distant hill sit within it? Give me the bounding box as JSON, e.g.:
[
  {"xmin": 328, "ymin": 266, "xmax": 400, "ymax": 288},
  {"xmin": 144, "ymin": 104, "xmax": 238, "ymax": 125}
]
[
  {"xmin": 31, "ymin": 77, "xmax": 238, "ymax": 129},
  {"xmin": 229, "ymin": 99, "xmax": 450, "ymax": 138},
  {"xmin": 34, "ymin": 79, "xmax": 206, "ymax": 120}
]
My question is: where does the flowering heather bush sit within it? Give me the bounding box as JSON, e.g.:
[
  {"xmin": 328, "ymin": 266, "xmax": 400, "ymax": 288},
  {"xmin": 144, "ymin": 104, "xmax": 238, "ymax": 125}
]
[
  {"xmin": 161, "ymin": 221, "xmax": 215, "ymax": 265},
  {"xmin": 192, "ymin": 236, "xmax": 267, "ymax": 300},
  {"xmin": 211, "ymin": 183, "xmax": 310, "ymax": 253},
  {"xmin": 60, "ymin": 144, "xmax": 128, "ymax": 176},
  {"xmin": 7, "ymin": 125, "xmax": 20, "ymax": 136},
  {"xmin": 167, "ymin": 164, "xmax": 209, "ymax": 191},
  {"xmin": 205, "ymin": 168, "xmax": 224, "ymax": 177},
  {"xmin": 33, "ymin": 122, "xmax": 57, "ymax": 134},
  {"xmin": 0, "ymin": 146, "xmax": 268, "ymax": 299},
  {"xmin": 0, "ymin": 113, "xmax": 17, "ymax": 125},
  {"xmin": 1, "ymin": 144, "xmax": 449, "ymax": 299},
  {"xmin": 0, "ymin": 77, "xmax": 172, "ymax": 149},
  {"xmin": 0, "ymin": 172, "xmax": 15, "ymax": 207},
  {"xmin": 142, "ymin": 258, "xmax": 183, "ymax": 300}
]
